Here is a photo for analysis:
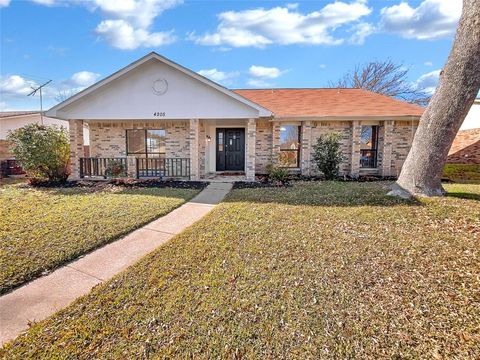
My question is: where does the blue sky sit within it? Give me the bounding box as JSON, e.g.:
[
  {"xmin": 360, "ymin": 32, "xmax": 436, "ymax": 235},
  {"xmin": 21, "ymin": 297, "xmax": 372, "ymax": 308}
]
[{"xmin": 0, "ymin": 0, "xmax": 461, "ymax": 110}]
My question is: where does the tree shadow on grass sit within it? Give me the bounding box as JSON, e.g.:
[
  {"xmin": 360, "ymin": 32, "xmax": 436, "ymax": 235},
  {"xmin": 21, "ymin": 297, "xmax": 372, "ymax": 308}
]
[{"xmin": 224, "ymin": 181, "xmax": 423, "ymax": 208}]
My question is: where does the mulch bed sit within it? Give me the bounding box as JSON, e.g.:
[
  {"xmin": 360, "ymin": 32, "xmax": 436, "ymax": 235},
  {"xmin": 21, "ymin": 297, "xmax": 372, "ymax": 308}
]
[{"xmin": 28, "ymin": 178, "xmax": 208, "ymax": 190}]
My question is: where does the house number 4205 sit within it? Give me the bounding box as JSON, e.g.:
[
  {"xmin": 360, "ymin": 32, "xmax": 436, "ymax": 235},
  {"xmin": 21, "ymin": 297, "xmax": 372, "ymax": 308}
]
[{"xmin": 153, "ymin": 112, "xmax": 165, "ymax": 117}]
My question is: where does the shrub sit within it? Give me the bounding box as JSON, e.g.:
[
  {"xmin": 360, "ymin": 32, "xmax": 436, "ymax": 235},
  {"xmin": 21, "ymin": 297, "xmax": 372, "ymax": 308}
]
[
  {"xmin": 312, "ymin": 133, "xmax": 344, "ymax": 180},
  {"xmin": 105, "ymin": 160, "xmax": 127, "ymax": 178},
  {"xmin": 7, "ymin": 123, "xmax": 70, "ymax": 182},
  {"xmin": 266, "ymin": 164, "xmax": 289, "ymax": 184}
]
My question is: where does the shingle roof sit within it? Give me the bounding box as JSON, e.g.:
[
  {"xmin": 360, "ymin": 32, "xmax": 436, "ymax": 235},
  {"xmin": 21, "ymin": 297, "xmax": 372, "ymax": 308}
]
[
  {"xmin": 0, "ymin": 111, "xmax": 40, "ymax": 118},
  {"xmin": 234, "ymin": 88, "xmax": 424, "ymax": 118}
]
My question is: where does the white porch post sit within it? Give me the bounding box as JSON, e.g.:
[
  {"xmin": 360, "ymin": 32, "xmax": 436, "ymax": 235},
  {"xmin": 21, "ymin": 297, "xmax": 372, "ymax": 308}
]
[
  {"xmin": 246, "ymin": 118, "xmax": 256, "ymax": 181},
  {"xmin": 69, "ymin": 119, "xmax": 83, "ymax": 180},
  {"xmin": 301, "ymin": 121, "xmax": 312, "ymax": 176},
  {"xmin": 351, "ymin": 120, "xmax": 361, "ymax": 178},
  {"xmin": 382, "ymin": 120, "xmax": 394, "ymax": 177},
  {"xmin": 189, "ymin": 118, "xmax": 200, "ymax": 180}
]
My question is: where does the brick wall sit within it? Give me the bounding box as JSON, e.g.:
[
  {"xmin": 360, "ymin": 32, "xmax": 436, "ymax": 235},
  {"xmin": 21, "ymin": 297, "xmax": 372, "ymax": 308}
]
[
  {"xmin": 390, "ymin": 121, "xmax": 417, "ymax": 177},
  {"xmin": 255, "ymin": 119, "xmax": 273, "ymax": 173},
  {"xmin": 447, "ymin": 128, "xmax": 480, "ymax": 164},
  {"xmin": 310, "ymin": 121, "xmax": 352, "ymax": 175},
  {"xmin": 86, "ymin": 119, "xmax": 419, "ymax": 179},
  {"xmin": 0, "ymin": 140, "xmax": 13, "ymax": 160},
  {"xmin": 89, "ymin": 121, "xmax": 190, "ymax": 159}
]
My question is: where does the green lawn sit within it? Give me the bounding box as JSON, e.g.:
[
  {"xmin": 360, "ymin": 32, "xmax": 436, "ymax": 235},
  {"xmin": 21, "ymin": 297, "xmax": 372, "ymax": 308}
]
[
  {"xmin": 443, "ymin": 163, "xmax": 480, "ymax": 183},
  {"xmin": 0, "ymin": 184, "xmax": 201, "ymax": 294},
  {"xmin": 2, "ymin": 182, "xmax": 479, "ymax": 359}
]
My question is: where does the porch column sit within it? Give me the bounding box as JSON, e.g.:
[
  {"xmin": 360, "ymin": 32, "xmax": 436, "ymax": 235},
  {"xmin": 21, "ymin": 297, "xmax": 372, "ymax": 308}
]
[
  {"xmin": 189, "ymin": 118, "xmax": 200, "ymax": 180},
  {"xmin": 350, "ymin": 120, "xmax": 361, "ymax": 178},
  {"xmin": 126, "ymin": 155, "xmax": 137, "ymax": 178},
  {"xmin": 300, "ymin": 121, "xmax": 312, "ymax": 176},
  {"xmin": 69, "ymin": 119, "xmax": 83, "ymax": 179},
  {"xmin": 246, "ymin": 118, "xmax": 256, "ymax": 181},
  {"xmin": 382, "ymin": 120, "xmax": 394, "ymax": 177},
  {"xmin": 272, "ymin": 121, "xmax": 281, "ymax": 165}
]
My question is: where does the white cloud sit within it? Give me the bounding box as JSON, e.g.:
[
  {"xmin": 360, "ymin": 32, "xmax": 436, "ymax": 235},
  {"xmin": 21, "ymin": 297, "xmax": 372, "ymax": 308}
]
[
  {"xmin": 0, "ymin": 75, "xmax": 37, "ymax": 97},
  {"xmin": 424, "ymin": 61, "xmax": 433, "ymax": 67},
  {"xmin": 349, "ymin": 22, "xmax": 375, "ymax": 45},
  {"xmin": 191, "ymin": 0, "xmax": 372, "ymax": 48},
  {"xmin": 380, "ymin": 0, "xmax": 461, "ymax": 40},
  {"xmin": 0, "ymin": 0, "xmax": 11, "ymax": 8},
  {"xmin": 249, "ymin": 66, "xmax": 283, "ymax": 79},
  {"xmin": 31, "ymin": 0, "xmax": 58, "ymax": 5},
  {"xmin": 70, "ymin": 71, "xmax": 101, "ymax": 87},
  {"xmin": 197, "ymin": 68, "xmax": 239, "ymax": 85},
  {"xmin": 93, "ymin": 0, "xmax": 181, "ymax": 28},
  {"xmin": 246, "ymin": 79, "xmax": 274, "ymax": 88},
  {"xmin": 95, "ymin": 19, "xmax": 175, "ymax": 50},
  {"xmin": 416, "ymin": 69, "xmax": 441, "ymax": 95},
  {"xmin": 0, "ymin": 70, "xmax": 102, "ymax": 109},
  {"xmin": 319, "ymin": 64, "xmax": 327, "ymax": 69},
  {"xmin": 27, "ymin": 0, "xmax": 182, "ymax": 50}
]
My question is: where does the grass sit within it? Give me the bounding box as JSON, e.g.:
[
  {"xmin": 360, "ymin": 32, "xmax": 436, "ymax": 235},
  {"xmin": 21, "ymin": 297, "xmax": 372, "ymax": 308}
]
[
  {"xmin": 0, "ymin": 184, "xmax": 201, "ymax": 294},
  {"xmin": 443, "ymin": 163, "xmax": 480, "ymax": 183},
  {"xmin": 1, "ymin": 181, "xmax": 479, "ymax": 359}
]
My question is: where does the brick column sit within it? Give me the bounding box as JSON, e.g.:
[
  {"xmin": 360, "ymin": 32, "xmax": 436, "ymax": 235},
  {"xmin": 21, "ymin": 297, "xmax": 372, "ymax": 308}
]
[
  {"xmin": 382, "ymin": 120, "xmax": 394, "ymax": 177},
  {"xmin": 300, "ymin": 121, "xmax": 312, "ymax": 176},
  {"xmin": 69, "ymin": 119, "xmax": 83, "ymax": 179},
  {"xmin": 127, "ymin": 155, "xmax": 137, "ymax": 178},
  {"xmin": 246, "ymin": 118, "xmax": 256, "ymax": 181},
  {"xmin": 189, "ymin": 119, "xmax": 200, "ymax": 180},
  {"xmin": 350, "ymin": 120, "xmax": 361, "ymax": 178},
  {"xmin": 272, "ymin": 121, "xmax": 281, "ymax": 165}
]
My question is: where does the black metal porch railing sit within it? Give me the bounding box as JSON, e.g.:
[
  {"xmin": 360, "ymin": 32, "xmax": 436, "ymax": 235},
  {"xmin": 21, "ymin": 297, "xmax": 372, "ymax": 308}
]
[
  {"xmin": 360, "ymin": 149, "xmax": 378, "ymax": 168},
  {"xmin": 79, "ymin": 157, "xmax": 127, "ymax": 178},
  {"xmin": 136, "ymin": 158, "xmax": 190, "ymax": 179}
]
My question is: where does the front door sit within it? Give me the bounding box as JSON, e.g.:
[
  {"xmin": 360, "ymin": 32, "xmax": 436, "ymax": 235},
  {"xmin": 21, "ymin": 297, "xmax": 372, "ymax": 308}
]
[{"xmin": 216, "ymin": 128, "xmax": 245, "ymax": 171}]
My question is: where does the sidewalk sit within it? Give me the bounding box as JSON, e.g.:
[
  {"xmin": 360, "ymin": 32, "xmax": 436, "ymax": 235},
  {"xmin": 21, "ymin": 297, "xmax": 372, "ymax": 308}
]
[{"xmin": 0, "ymin": 182, "xmax": 232, "ymax": 346}]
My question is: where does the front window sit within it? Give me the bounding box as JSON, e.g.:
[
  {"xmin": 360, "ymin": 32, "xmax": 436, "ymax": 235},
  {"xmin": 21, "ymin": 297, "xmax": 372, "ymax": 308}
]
[
  {"xmin": 279, "ymin": 125, "xmax": 300, "ymax": 168},
  {"xmin": 126, "ymin": 129, "xmax": 166, "ymax": 157},
  {"xmin": 360, "ymin": 125, "xmax": 378, "ymax": 168}
]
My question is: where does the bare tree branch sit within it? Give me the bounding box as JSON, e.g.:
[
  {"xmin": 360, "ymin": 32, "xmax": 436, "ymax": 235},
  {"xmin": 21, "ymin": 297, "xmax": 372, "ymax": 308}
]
[{"xmin": 329, "ymin": 60, "xmax": 432, "ymax": 106}]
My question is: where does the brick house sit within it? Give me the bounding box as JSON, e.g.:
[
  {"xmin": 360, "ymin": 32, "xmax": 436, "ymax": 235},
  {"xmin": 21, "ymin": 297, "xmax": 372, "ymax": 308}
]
[{"xmin": 46, "ymin": 52, "xmax": 423, "ymax": 181}]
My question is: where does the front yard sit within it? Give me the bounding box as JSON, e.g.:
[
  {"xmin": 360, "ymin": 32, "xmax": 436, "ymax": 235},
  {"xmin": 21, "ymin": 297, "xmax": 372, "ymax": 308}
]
[
  {"xmin": 0, "ymin": 184, "xmax": 201, "ymax": 294},
  {"xmin": 1, "ymin": 181, "xmax": 479, "ymax": 358}
]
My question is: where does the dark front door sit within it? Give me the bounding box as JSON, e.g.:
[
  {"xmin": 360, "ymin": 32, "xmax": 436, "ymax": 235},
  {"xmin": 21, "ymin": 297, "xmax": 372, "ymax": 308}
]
[{"xmin": 216, "ymin": 128, "xmax": 245, "ymax": 171}]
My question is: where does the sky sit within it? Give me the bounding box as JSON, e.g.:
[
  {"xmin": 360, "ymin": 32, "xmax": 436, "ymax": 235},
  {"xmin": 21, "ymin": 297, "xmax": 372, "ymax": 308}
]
[{"xmin": 0, "ymin": 0, "xmax": 463, "ymax": 111}]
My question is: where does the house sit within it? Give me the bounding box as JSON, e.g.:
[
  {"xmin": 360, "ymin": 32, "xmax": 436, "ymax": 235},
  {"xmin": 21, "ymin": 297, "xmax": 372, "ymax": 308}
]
[
  {"xmin": 46, "ymin": 52, "xmax": 423, "ymax": 181},
  {"xmin": 0, "ymin": 111, "xmax": 69, "ymax": 161},
  {"xmin": 447, "ymin": 100, "xmax": 479, "ymax": 164}
]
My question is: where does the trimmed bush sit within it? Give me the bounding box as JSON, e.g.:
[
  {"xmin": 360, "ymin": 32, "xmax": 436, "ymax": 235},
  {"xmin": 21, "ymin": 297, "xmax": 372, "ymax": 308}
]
[
  {"xmin": 7, "ymin": 123, "xmax": 70, "ymax": 182},
  {"xmin": 312, "ymin": 133, "xmax": 344, "ymax": 180}
]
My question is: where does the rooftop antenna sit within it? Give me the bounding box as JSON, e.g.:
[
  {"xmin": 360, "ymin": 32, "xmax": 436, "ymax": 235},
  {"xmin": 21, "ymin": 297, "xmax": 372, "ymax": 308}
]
[{"xmin": 27, "ymin": 80, "xmax": 52, "ymax": 125}]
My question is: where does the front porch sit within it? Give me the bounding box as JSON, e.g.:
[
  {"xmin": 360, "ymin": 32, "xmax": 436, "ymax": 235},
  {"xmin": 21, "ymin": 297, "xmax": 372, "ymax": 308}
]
[{"xmin": 70, "ymin": 118, "xmax": 259, "ymax": 181}]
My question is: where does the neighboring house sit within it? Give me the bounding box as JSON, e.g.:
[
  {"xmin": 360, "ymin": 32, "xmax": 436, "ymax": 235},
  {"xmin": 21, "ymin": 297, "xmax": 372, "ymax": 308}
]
[
  {"xmin": 46, "ymin": 52, "xmax": 423, "ymax": 181},
  {"xmin": 448, "ymin": 128, "xmax": 480, "ymax": 164},
  {"xmin": 447, "ymin": 100, "xmax": 480, "ymax": 164},
  {"xmin": 0, "ymin": 111, "xmax": 69, "ymax": 161}
]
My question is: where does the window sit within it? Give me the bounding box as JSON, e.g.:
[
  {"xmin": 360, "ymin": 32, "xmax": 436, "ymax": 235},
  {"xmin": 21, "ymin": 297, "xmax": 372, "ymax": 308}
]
[
  {"xmin": 126, "ymin": 129, "xmax": 166, "ymax": 157},
  {"xmin": 360, "ymin": 125, "xmax": 378, "ymax": 168},
  {"xmin": 279, "ymin": 125, "xmax": 300, "ymax": 168}
]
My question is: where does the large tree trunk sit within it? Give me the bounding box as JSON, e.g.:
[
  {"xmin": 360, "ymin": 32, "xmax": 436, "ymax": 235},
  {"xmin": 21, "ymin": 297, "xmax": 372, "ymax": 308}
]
[{"xmin": 390, "ymin": 0, "xmax": 480, "ymax": 198}]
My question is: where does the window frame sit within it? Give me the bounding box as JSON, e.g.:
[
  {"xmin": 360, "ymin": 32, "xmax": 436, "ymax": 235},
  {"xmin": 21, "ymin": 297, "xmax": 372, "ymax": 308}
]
[
  {"xmin": 126, "ymin": 129, "xmax": 166, "ymax": 158},
  {"xmin": 360, "ymin": 125, "xmax": 379, "ymax": 168},
  {"xmin": 279, "ymin": 125, "xmax": 301, "ymax": 168}
]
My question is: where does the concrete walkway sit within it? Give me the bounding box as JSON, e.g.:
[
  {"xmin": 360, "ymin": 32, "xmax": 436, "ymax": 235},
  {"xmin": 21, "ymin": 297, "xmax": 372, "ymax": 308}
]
[{"xmin": 0, "ymin": 182, "xmax": 232, "ymax": 346}]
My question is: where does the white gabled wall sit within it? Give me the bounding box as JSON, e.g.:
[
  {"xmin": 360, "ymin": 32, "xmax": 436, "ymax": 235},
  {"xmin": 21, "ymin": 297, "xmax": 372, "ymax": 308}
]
[{"xmin": 59, "ymin": 59, "xmax": 260, "ymax": 120}]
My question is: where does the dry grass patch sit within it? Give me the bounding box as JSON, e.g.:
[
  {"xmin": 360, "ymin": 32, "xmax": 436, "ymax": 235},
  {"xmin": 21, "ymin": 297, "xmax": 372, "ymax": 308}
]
[
  {"xmin": 1, "ymin": 182, "xmax": 479, "ymax": 358},
  {"xmin": 0, "ymin": 185, "xmax": 200, "ymax": 294}
]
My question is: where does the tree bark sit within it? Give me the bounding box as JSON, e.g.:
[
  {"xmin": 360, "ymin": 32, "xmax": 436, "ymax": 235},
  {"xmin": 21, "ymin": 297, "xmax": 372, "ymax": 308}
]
[{"xmin": 390, "ymin": 0, "xmax": 480, "ymax": 198}]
